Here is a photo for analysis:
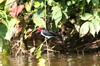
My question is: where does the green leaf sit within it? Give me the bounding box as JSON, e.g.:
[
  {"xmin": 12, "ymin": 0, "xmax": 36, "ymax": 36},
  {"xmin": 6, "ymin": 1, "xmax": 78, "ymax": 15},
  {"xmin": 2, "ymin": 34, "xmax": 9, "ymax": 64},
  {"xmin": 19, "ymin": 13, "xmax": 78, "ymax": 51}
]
[
  {"xmin": 40, "ymin": 1, "xmax": 44, "ymax": 8},
  {"xmin": 25, "ymin": 0, "xmax": 34, "ymax": 12},
  {"xmin": 92, "ymin": 18, "xmax": 100, "ymax": 34},
  {"xmin": 0, "ymin": 0, "xmax": 5, "ymax": 4},
  {"xmin": 35, "ymin": 8, "xmax": 46, "ymax": 17},
  {"xmin": 33, "ymin": 17, "xmax": 46, "ymax": 28},
  {"xmin": 74, "ymin": 24, "xmax": 80, "ymax": 32},
  {"xmin": 63, "ymin": 11, "xmax": 68, "ymax": 20},
  {"xmin": 2, "ymin": 40, "xmax": 10, "ymax": 56},
  {"xmin": 80, "ymin": 22, "xmax": 90, "ymax": 37},
  {"xmin": 89, "ymin": 22, "xmax": 95, "ymax": 37},
  {"xmin": 61, "ymin": 12, "xmax": 68, "ymax": 23},
  {"xmin": 0, "ymin": 10, "xmax": 19, "ymax": 40},
  {"xmin": 67, "ymin": 1, "xmax": 72, "ymax": 6},
  {"xmin": 34, "ymin": 1, "xmax": 41, "ymax": 8},
  {"xmin": 25, "ymin": 2, "xmax": 31, "ymax": 12},
  {"xmin": 0, "ymin": 10, "xmax": 8, "ymax": 22},
  {"xmin": 0, "ymin": 38, "xmax": 3, "ymax": 47},
  {"xmin": 86, "ymin": 0, "xmax": 91, "ymax": 4},
  {"xmin": 47, "ymin": 0, "xmax": 53, "ymax": 6},
  {"xmin": 33, "ymin": 6, "xmax": 46, "ymax": 28},
  {"xmin": 5, "ymin": 0, "xmax": 15, "ymax": 10},
  {"xmin": 36, "ymin": 49, "xmax": 41, "ymax": 58},
  {"xmin": 80, "ymin": 13, "xmax": 93, "ymax": 20},
  {"xmin": 71, "ymin": 0, "xmax": 77, "ymax": 4},
  {"xmin": 4, "ymin": 18, "xmax": 19, "ymax": 40},
  {"xmin": 0, "ymin": 2, "xmax": 5, "ymax": 10},
  {"xmin": 52, "ymin": 6, "xmax": 62, "ymax": 27},
  {"xmin": 30, "ymin": 0, "xmax": 34, "ymax": 9},
  {"xmin": 38, "ymin": 58, "xmax": 46, "ymax": 64},
  {"xmin": 0, "ymin": 24, "xmax": 7, "ymax": 38},
  {"xmin": 35, "ymin": 43, "xmax": 43, "ymax": 58},
  {"xmin": 93, "ymin": 10, "xmax": 99, "ymax": 18},
  {"xmin": 92, "ymin": 0, "xmax": 99, "ymax": 6}
]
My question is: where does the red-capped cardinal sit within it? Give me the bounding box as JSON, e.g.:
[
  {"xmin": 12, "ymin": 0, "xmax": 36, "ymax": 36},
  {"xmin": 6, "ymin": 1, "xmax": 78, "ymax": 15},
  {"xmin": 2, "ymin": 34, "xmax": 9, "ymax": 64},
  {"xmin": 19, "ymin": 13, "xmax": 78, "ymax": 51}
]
[{"xmin": 38, "ymin": 28, "xmax": 62, "ymax": 40}]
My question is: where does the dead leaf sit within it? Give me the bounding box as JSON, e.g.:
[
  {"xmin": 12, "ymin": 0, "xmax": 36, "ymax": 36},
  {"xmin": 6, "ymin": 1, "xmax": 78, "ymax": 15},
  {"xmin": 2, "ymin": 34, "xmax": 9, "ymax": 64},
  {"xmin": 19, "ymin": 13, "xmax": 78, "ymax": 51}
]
[
  {"xmin": 17, "ymin": 5, "xmax": 24, "ymax": 16},
  {"xmin": 9, "ymin": 2, "xmax": 24, "ymax": 19}
]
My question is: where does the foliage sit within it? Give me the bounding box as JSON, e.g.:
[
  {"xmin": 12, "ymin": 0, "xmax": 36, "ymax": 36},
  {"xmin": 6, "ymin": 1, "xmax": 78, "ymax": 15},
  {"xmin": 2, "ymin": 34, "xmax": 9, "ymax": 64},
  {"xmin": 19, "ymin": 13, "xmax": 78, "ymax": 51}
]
[
  {"xmin": 38, "ymin": 58, "xmax": 46, "ymax": 65},
  {"xmin": 32, "ymin": 0, "xmax": 46, "ymax": 28},
  {"xmin": 0, "ymin": 24, "xmax": 7, "ymax": 38},
  {"xmin": 35, "ymin": 39, "xmax": 47, "ymax": 58},
  {"xmin": 79, "ymin": 11, "xmax": 100, "ymax": 37},
  {"xmin": 46, "ymin": 0, "xmax": 100, "ymax": 37},
  {"xmin": 2, "ymin": 40, "xmax": 10, "ymax": 56},
  {"xmin": 0, "ymin": 10, "xmax": 19, "ymax": 40},
  {"xmin": 0, "ymin": 0, "xmax": 22, "ymax": 56},
  {"xmin": 0, "ymin": 0, "xmax": 100, "ymax": 56}
]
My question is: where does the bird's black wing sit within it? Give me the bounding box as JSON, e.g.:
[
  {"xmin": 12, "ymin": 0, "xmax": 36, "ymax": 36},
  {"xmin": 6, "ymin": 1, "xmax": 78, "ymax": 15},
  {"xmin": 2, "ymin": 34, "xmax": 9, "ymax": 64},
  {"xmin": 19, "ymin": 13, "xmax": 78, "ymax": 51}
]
[
  {"xmin": 42, "ymin": 30, "xmax": 56, "ymax": 36},
  {"xmin": 49, "ymin": 31, "xmax": 62, "ymax": 40},
  {"xmin": 42, "ymin": 30, "xmax": 62, "ymax": 40}
]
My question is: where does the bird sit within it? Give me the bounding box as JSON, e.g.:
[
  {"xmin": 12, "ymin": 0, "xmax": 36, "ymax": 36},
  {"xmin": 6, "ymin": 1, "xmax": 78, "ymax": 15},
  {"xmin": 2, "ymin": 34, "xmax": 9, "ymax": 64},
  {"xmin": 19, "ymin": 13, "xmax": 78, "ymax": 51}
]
[{"xmin": 37, "ymin": 28, "xmax": 62, "ymax": 40}]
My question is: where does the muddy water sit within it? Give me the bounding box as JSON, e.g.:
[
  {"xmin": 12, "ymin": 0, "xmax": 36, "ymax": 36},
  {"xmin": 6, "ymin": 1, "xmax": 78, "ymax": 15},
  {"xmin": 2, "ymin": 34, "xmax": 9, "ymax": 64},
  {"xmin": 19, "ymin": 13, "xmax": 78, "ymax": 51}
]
[{"xmin": 1, "ymin": 53, "xmax": 100, "ymax": 66}]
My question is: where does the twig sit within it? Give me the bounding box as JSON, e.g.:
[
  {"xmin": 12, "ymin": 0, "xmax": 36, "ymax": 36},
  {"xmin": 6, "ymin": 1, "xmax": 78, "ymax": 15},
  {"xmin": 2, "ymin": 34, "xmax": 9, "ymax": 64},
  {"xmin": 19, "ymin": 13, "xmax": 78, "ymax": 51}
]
[
  {"xmin": 11, "ymin": 41, "xmax": 20, "ymax": 49},
  {"xmin": 15, "ymin": 36, "xmax": 23, "ymax": 56}
]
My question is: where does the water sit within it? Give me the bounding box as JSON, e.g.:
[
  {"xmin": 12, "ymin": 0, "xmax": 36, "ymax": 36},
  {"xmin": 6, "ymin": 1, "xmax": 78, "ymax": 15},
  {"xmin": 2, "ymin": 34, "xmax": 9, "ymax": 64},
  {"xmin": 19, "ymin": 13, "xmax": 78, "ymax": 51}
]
[{"xmin": 1, "ymin": 53, "xmax": 100, "ymax": 66}]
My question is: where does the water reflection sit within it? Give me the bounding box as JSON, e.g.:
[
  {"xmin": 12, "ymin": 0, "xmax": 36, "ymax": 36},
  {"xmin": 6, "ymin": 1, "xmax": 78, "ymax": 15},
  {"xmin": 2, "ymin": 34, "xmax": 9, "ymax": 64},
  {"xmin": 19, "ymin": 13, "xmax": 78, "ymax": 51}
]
[{"xmin": 1, "ymin": 53, "xmax": 100, "ymax": 66}]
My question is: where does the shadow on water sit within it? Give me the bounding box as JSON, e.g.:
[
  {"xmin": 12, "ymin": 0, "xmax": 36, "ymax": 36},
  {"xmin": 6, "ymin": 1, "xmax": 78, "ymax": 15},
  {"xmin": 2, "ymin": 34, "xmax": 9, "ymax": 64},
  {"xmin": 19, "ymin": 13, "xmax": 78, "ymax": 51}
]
[{"xmin": 1, "ymin": 53, "xmax": 100, "ymax": 66}]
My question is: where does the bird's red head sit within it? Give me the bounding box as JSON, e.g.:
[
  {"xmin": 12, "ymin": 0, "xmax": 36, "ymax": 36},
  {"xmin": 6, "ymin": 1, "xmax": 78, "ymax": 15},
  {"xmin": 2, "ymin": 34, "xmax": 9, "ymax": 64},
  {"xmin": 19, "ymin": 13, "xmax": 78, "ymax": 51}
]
[{"xmin": 38, "ymin": 28, "xmax": 43, "ymax": 32}]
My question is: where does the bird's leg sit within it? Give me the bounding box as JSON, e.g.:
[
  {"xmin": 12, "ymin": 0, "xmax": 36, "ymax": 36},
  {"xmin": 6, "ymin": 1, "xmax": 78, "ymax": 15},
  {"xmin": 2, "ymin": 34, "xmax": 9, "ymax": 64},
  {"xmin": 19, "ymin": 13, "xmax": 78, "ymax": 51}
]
[
  {"xmin": 45, "ymin": 38, "xmax": 48, "ymax": 52},
  {"xmin": 45, "ymin": 38, "xmax": 50, "ymax": 66}
]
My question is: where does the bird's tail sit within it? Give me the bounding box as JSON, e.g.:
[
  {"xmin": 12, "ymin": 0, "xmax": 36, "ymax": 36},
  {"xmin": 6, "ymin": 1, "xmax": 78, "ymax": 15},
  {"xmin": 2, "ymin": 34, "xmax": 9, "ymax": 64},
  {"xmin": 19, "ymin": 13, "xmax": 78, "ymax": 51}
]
[{"xmin": 55, "ymin": 35, "xmax": 62, "ymax": 40}]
